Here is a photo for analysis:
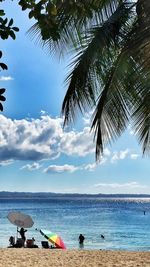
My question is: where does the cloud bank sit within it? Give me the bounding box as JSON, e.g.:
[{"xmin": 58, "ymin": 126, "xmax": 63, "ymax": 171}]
[
  {"xmin": 0, "ymin": 114, "xmax": 94, "ymax": 163},
  {"xmin": 0, "ymin": 115, "xmax": 140, "ymax": 172}
]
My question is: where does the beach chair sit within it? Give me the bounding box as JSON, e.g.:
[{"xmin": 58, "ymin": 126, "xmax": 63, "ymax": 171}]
[{"xmin": 41, "ymin": 241, "xmax": 49, "ymax": 249}]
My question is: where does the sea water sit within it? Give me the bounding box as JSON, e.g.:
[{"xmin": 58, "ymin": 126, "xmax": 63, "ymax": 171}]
[{"xmin": 0, "ymin": 196, "xmax": 150, "ymax": 250}]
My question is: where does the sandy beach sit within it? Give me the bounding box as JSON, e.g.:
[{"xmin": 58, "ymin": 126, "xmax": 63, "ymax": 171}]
[{"xmin": 0, "ymin": 249, "xmax": 150, "ymax": 267}]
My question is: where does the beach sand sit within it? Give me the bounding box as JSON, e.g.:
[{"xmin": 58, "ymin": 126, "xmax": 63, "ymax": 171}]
[{"xmin": 0, "ymin": 249, "xmax": 150, "ymax": 267}]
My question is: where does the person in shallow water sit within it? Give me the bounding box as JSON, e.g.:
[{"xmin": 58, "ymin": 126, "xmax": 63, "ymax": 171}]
[{"xmin": 78, "ymin": 234, "xmax": 85, "ymax": 248}]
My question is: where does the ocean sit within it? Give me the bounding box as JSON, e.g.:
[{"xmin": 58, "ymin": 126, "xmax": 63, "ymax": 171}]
[{"xmin": 0, "ymin": 196, "xmax": 150, "ymax": 250}]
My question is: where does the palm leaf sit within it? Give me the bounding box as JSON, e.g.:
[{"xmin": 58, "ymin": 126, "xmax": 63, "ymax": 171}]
[
  {"xmin": 91, "ymin": 51, "xmax": 131, "ymax": 159},
  {"xmin": 27, "ymin": 0, "xmax": 129, "ymax": 55},
  {"xmin": 62, "ymin": 2, "xmax": 135, "ymax": 126},
  {"xmin": 130, "ymin": 68, "xmax": 150, "ymax": 155},
  {"xmin": 91, "ymin": 49, "xmax": 150, "ymax": 159}
]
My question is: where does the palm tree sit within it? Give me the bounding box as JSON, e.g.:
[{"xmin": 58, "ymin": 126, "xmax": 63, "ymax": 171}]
[{"xmin": 21, "ymin": 0, "xmax": 150, "ymax": 159}]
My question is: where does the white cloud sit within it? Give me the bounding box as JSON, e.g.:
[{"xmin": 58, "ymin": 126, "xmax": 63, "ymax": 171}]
[
  {"xmin": 111, "ymin": 153, "xmax": 118, "ymax": 163},
  {"xmin": 0, "ymin": 115, "xmax": 140, "ymax": 169},
  {"xmin": 44, "ymin": 159, "xmax": 109, "ymax": 173},
  {"xmin": 21, "ymin": 162, "xmax": 42, "ymax": 171},
  {"xmin": 0, "ymin": 114, "xmax": 95, "ymax": 163},
  {"xmin": 40, "ymin": 110, "xmax": 47, "ymax": 115},
  {"xmin": 0, "ymin": 159, "xmax": 14, "ymax": 167},
  {"xmin": 0, "ymin": 114, "xmax": 63, "ymax": 162},
  {"xmin": 85, "ymin": 157, "xmax": 107, "ymax": 171},
  {"xmin": 94, "ymin": 182, "xmax": 147, "ymax": 189},
  {"xmin": 0, "ymin": 76, "xmax": 14, "ymax": 81},
  {"xmin": 44, "ymin": 159, "xmax": 108, "ymax": 173},
  {"xmin": 44, "ymin": 164, "xmax": 79, "ymax": 174},
  {"xmin": 130, "ymin": 153, "xmax": 139, "ymax": 160},
  {"xmin": 103, "ymin": 148, "xmax": 111, "ymax": 157},
  {"xmin": 84, "ymin": 163, "xmax": 97, "ymax": 171},
  {"xmin": 82, "ymin": 110, "xmax": 94, "ymax": 126},
  {"xmin": 111, "ymin": 149, "xmax": 129, "ymax": 163},
  {"xmin": 60, "ymin": 126, "xmax": 95, "ymax": 157},
  {"xmin": 120, "ymin": 149, "xmax": 129, "ymax": 159}
]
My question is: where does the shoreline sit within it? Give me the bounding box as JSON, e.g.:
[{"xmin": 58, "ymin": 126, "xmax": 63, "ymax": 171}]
[{"xmin": 0, "ymin": 249, "xmax": 150, "ymax": 267}]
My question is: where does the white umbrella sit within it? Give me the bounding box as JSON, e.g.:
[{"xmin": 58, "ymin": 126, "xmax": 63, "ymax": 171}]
[{"xmin": 7, "ymin": 212, "xmax": 34, "ymax": 228}]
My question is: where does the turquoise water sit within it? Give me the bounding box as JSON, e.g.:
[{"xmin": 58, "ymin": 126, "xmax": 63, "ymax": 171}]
[{"xmin": 0, "ymin": 197, "xmax": 150, "ymax": 250}]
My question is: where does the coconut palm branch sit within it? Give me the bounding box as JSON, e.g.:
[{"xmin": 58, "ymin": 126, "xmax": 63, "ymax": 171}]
[
  {"xmin": 25, "ymin": 0, "xmax": 149, "ymax": 158},
  {"xmin": 62, "ymin": 2, "xmax": 135, "ymax": 122},
  {"xmin": 27, "ymin": 0, "xmax": 125, "ymax": 54},
  {"xmin": 61, "ymin": 2, "xmax": 138, "ymax": 159}
]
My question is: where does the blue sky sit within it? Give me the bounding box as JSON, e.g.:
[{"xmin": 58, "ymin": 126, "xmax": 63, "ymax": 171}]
[{"xmin": 0, "ymin": 1, "xmax": 149, "ymax": 194}]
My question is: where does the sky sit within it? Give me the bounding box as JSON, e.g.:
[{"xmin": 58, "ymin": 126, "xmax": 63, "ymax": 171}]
[{"xmin": 0, "ymin": 1, "xmax": 149, "ymax": 194}]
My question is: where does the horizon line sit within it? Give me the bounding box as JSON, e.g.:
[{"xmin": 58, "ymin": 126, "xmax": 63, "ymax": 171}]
[{"xmin": 0, "ymin": 191, "xmax": 150, "ymax": 196}]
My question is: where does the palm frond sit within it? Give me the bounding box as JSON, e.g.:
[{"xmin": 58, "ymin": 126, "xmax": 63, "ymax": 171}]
[
  {"xmin": 91, "ymin": 51, "xmax": 131, "ymax": 159},
  {"xmin": 27, "ymin": 0, "xmax": 132, "ymax": 55},
  {"xmin": 130, "ymin": 68, "xmax": 150, "ymax": 155},
  {"xmin": 62, "ymin": 2, "xmax": 135, "ymax": 126},
  {"xmin": 117, "ymin": 0, "xmax": 150, "ymax": 155},
  {"xmin": 91, "ymin": 49, "xmax": 150, "ymax": 159}
]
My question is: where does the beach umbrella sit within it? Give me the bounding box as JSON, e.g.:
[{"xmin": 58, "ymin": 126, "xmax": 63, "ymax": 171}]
[
  {"xmin": 38, "ymin": 229, "xmax": 66, "ymax": 249},
  {"xmin": 7, "ymin": 211, "xmax": 34, "ymax": 228}
]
